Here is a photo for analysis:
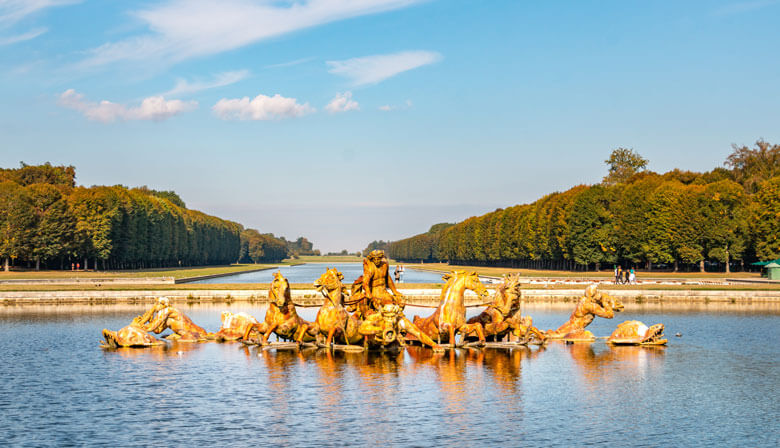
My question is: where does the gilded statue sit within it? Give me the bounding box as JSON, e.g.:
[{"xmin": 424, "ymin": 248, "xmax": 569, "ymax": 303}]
[
  {"xmin": 546, "ymin": 284, "xmax": 624, "ymax": 341},
  {"xmin": 243, "ymin": 271, "xmax": 318, "ymax": 345},
  {"xmin": 142, "ymin": 297, "xmax": 212, "ymax": 341},
  {"xmin": 350, "ymin": 249, "xmax": 405, "ymax": 315},
  {"xmin": 465, "ymin": 274, "xmax": 546, "ymax": 344},
  {"xmin": 412, "ymin": 271, "xmax": 489, "ymax": 347},
  {"xmin": 101, "ymin": 306, "xmax": 163, "ymax": 348},
  {"xmin": 214, "ymin": 311, "xmax": 260, "ymax": 341},
  {"xmin": 314, "ymin": 267, "xmax": 441, "ymax": 350},
  {"xmin": 607, "ymin": 321, "xmax": 667, "ymax": 345}
]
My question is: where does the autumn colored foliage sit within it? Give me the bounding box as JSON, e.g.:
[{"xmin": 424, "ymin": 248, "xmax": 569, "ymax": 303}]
[{"xmin": 388, "ymin": 141, "xmax": 780, "ymax": 272}]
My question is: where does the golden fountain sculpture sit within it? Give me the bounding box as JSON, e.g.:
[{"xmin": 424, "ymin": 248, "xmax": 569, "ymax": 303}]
[{"xmin": 545, "ymin": 283, "xmax": 624, "ymax": 341}]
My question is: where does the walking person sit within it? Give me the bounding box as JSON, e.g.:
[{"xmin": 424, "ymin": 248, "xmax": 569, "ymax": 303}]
[
  {"xmin": 614, "ymin": 266, "xmax": 620, "ymax": 285},
  {"xmin": 629, "ymin": 267, "xmax": 636, "ymax": 284},
  {"xmin": 394, "ymin": 265, "xmax": 401, "ymax": 283},
  {"xmin": 624, "ymin": 268, "xmax": 630, "ymax": 285},
  {"xmin": 398, "ymin": 264, "xmax": 404, "ymax": 283}
]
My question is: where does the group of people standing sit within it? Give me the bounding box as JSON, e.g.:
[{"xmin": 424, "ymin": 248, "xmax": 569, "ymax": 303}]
[
  {"xmin": 394, "ymin": 263, "xmax": 405, "ymax": 283},
  {"xmin": 614, "ymin": 266, "xmax": 637, "ymax": 285}
]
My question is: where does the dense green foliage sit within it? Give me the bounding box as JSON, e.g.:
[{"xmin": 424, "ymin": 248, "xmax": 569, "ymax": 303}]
[
  {"xmin": 0, "ymin": 163, "xmax": 243, "ymax": 270},
  {"xmin": 388, "ymin": 142, "xmax": 780, "ymax": 272},
  {"xmin": 238, "ymin": 229, "xmax": 290, "ymax": 263},
  {"xmin": 284, "ymin": 236, "xmax": 319, "ymax": 257}
]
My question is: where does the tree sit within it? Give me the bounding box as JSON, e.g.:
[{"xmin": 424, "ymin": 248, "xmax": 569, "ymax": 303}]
[
  {"xmin": 27, "ymin": 184, "xmax": 74, "ymax": 270},
  {"xmin": 603, "ymin": 148, "xmax": 649, "ymax": 185},
  {"xmin": 0, "ymin": 181, "xmax": 35, "ymax": 271},
  {"xmin": 726, "ymin": 140, "xmax": 780, "ymax": 193},
  {"xmin": 752, "ymin": 176, "xmax": 780, "ymax": 260}
]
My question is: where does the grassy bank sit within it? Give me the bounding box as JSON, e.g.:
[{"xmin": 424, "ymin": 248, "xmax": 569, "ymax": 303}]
[
  {"xmin": 0, "ymin": 263, "xmax": 296, "ymax": 280},
  {"xmin": 408, "ymin": 263, "xmax": 762, "ymax": 279}
]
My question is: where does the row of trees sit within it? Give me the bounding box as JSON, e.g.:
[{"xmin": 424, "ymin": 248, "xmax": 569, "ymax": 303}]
[
  {"xmin": 387, "ymin": 141, "xmax": 780, "ymax": 272},
  {"xmin": 237, "ymin": 229, "xmax": 290, "ymax": 264},
  {"xmin": 0, "ymin": 162, "xmax": 301, "ymax": 270}
]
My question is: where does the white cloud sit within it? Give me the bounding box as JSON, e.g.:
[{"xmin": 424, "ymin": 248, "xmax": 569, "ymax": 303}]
[
  {"xmin": 326, "ymin": 50, "xmax": 441, "ymax": 86},
  {"xmin": 0, "ymin": 0, "xmax": 79, "ymax": 27},
  {"xmin": 58, "ymin": 89, "xmax": 197, "ymax": 122},
  {"xmin": 325, "ymin": 91, "xmax": 359, "ymax": 113},
  {"xmin": 378, "ymin": 99, "xmax": 413, "ymax": 111},
  {"xmin": 212, "ymin": 93, "xmax": 314, "ymax": 120},
  {"xmin": 162, "ymin": 70, "xmax": 249, "ymax": 97},
  {"xmin": 0, "ymin": 27, "xmax": 46, "ymax": 45},
  {"xmin": 713, "ymin": 0, "xmax": 780, "ymax": 15},
  {"xmin": 80, "ymin": 0, "xmax": 425, "ymax": 68}
]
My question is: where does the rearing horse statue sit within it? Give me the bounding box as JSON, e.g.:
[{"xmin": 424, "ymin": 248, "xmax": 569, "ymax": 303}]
[
  {"xmin": 412, "ymin": 271, "xmax": 489, "ymax": 347},
  {"xmin": 243, "ymin": 271, "xmax": 318, "ymax": 345}
]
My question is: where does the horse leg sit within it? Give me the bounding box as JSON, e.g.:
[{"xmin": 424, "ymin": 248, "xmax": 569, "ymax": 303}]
[
  {"xmin": 326, "ymin": 326, "xmax": 337, "ymax": 346},
  {"xmin": 448, "ymin": 324, "xmax": 456, "ymax": 348},
  {"xmin": 262, "ymin": 322, "xmax": 279, "ymax": 345}
]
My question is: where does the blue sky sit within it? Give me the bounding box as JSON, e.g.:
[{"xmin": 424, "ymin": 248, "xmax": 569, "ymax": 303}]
[{"xmin": 2, "ymin": 0, "xmax": 779, "ymax": 252}]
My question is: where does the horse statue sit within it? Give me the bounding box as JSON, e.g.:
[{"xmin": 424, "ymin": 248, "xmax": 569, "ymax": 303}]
[
  {"xmin": 243, "ymin": 271, "xmax": 318, "ymax": 345},
  {"xmin": 412, "ymin": 271, "xmax": 490, "ymax": 347},
  {"xmin": 607, "ymin": 321, "xmax": 667, "ymax": 345},
  {"xmin": 313, "ymin": 267, "xmax": 441, "ymax": 350},
  {"xmin": 101, "ymin": 306, "xmax": 164, "ymax": 348},
  {"xmin": 546, "ymin": 284, "xmax": 624, "ymax": 341},
  {"xmin": 142, "ymin": 297, "xmax": 213, "ymax": 342},
  {"xmin": 464, "ymin": 274, "xmax": 546, "ymax": 344},
  {"xmin": 313, "ymin": 267, "xmax": 364, "ymax": 346},
  {"xmin": 213, "ymin": 311, "xmax": 260, "ymax": 341}
]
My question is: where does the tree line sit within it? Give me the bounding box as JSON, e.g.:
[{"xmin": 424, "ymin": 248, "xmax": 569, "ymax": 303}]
[
  {"xmin": 387, "ymin": 141, "xmax": 780, "ymax": 272},
  {"xmin": 0, "ymin": 163, "xmax": 307, "ymax": 270}
]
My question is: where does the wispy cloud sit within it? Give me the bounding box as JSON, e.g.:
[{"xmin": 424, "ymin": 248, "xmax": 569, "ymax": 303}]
[
  {"xmin": 0, "ymin": 0, "xmax": 79, "ymax": 27},
  {"xmin": 378, "ymin": 99, "xmax": 412, "ymax": 111},
  {"xmin": 264, "ymin": 57, "xmax": 315, "ymax": 69},
  {"xmin": 80, "ymin": 0, "xmax": 425, "ymax": 68},
  {"xmin": 212, "ymin": 93, "xmax": 314, "ymax": 120},
  {"xmin": 713, "ymin": 0, "xmax": 780, "ymax": 15},
  {"xmin": 326, "ymin": 50, "xmax": 441, "ymax": 86},
  {"xmin": 0, "ymin": 27, "xmax": 46, "ymax": 45},
  {"xmin": 325, "ymin": 91, "xmax": 359, "ymax": 113},
  {"xmin": 162, "ymin": 70, "xmax": 249, "ymax": 97},
  {"xmin": 58, "ymin": 89, "xmax": 197, "ymax": 122},
  {"xmin": 0, "ymin": 0, "xmax": 78, "ymax": 46}
]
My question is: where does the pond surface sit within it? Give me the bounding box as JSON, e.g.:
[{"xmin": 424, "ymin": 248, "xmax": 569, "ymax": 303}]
[
  {"xmin": 0, "ymin": 303, "xmax": 778, "ymax": 446},
  {"xmin": 192, "ymin": 262, "xmax": 445, "ymax": 284}
]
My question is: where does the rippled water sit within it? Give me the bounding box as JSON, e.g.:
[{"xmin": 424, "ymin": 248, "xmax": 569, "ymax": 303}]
[
  {"xmin": 192, "ymin": 262, "xmax": 445, "ymax": 284},
  {"xmin": 0, "ymin": 303, "xmax": 778, "ymax": 446}
]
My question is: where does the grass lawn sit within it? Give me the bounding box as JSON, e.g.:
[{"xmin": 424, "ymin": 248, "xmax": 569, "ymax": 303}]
[
  {"xmin": 0, "ymin": 263, "xmax": 293, "ymax": 280},
  {"xmin": 408, "ymin": 263, "xmax": 762, "ymax": 279}
]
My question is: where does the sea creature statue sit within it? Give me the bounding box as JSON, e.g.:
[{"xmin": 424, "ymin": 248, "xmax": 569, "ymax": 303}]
[
  {"xmin": 464, "ymin": 274, "xmax": 546, "ymax": 344},
  {"xmin": 101, "ymin": 307, "xmax": 163, "ymax": 348},
  {"xmin": 213, "ymin": 311, "xmax": 259, "ymax": 341},
  {"xmin": 142, "ymin": 297, "xmax": 213, "ymax": 342},
  {"xmin": 607, "ymin": 321, "xmax": 667, "ymax": 345},
  {"xmin": 412, "ymin": 271, "xmax": 490, "ymax": 347},
  {"xmin": 546, "ymin": 284, "xmax": 624, "ymax": 341},
  {"xmin": 243, "ymin": 271, "xmax": 318, "ymax": 345}
]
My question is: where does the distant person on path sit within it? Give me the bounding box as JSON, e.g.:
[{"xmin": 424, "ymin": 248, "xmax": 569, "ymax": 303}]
[
  {"xmin": 629, "ymin": 268, "xmax": 636, "ymax": 284},
  {"xmin": 624, "ymin": 268, "xmax": 630, "ymax": 285},
  {"xmin": 394, "ymin": 265, "xmax": 401, "ymax": 283},
  {"xmin": 614, "ymin": 266, "xmax": 620, "ymax": 284},
  {"xmin": 399, "ymin": 264, "xmax": 404, "ymax": 283}
]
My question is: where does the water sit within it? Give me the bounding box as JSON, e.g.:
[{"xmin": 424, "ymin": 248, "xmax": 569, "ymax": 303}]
[
  {"xmin": 193, "ymin": 262, "xmax": 445, "ymax": 284},
  {"xmin": 0, "ymin": 303, "xmax": 778, "ymax": 446}
]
